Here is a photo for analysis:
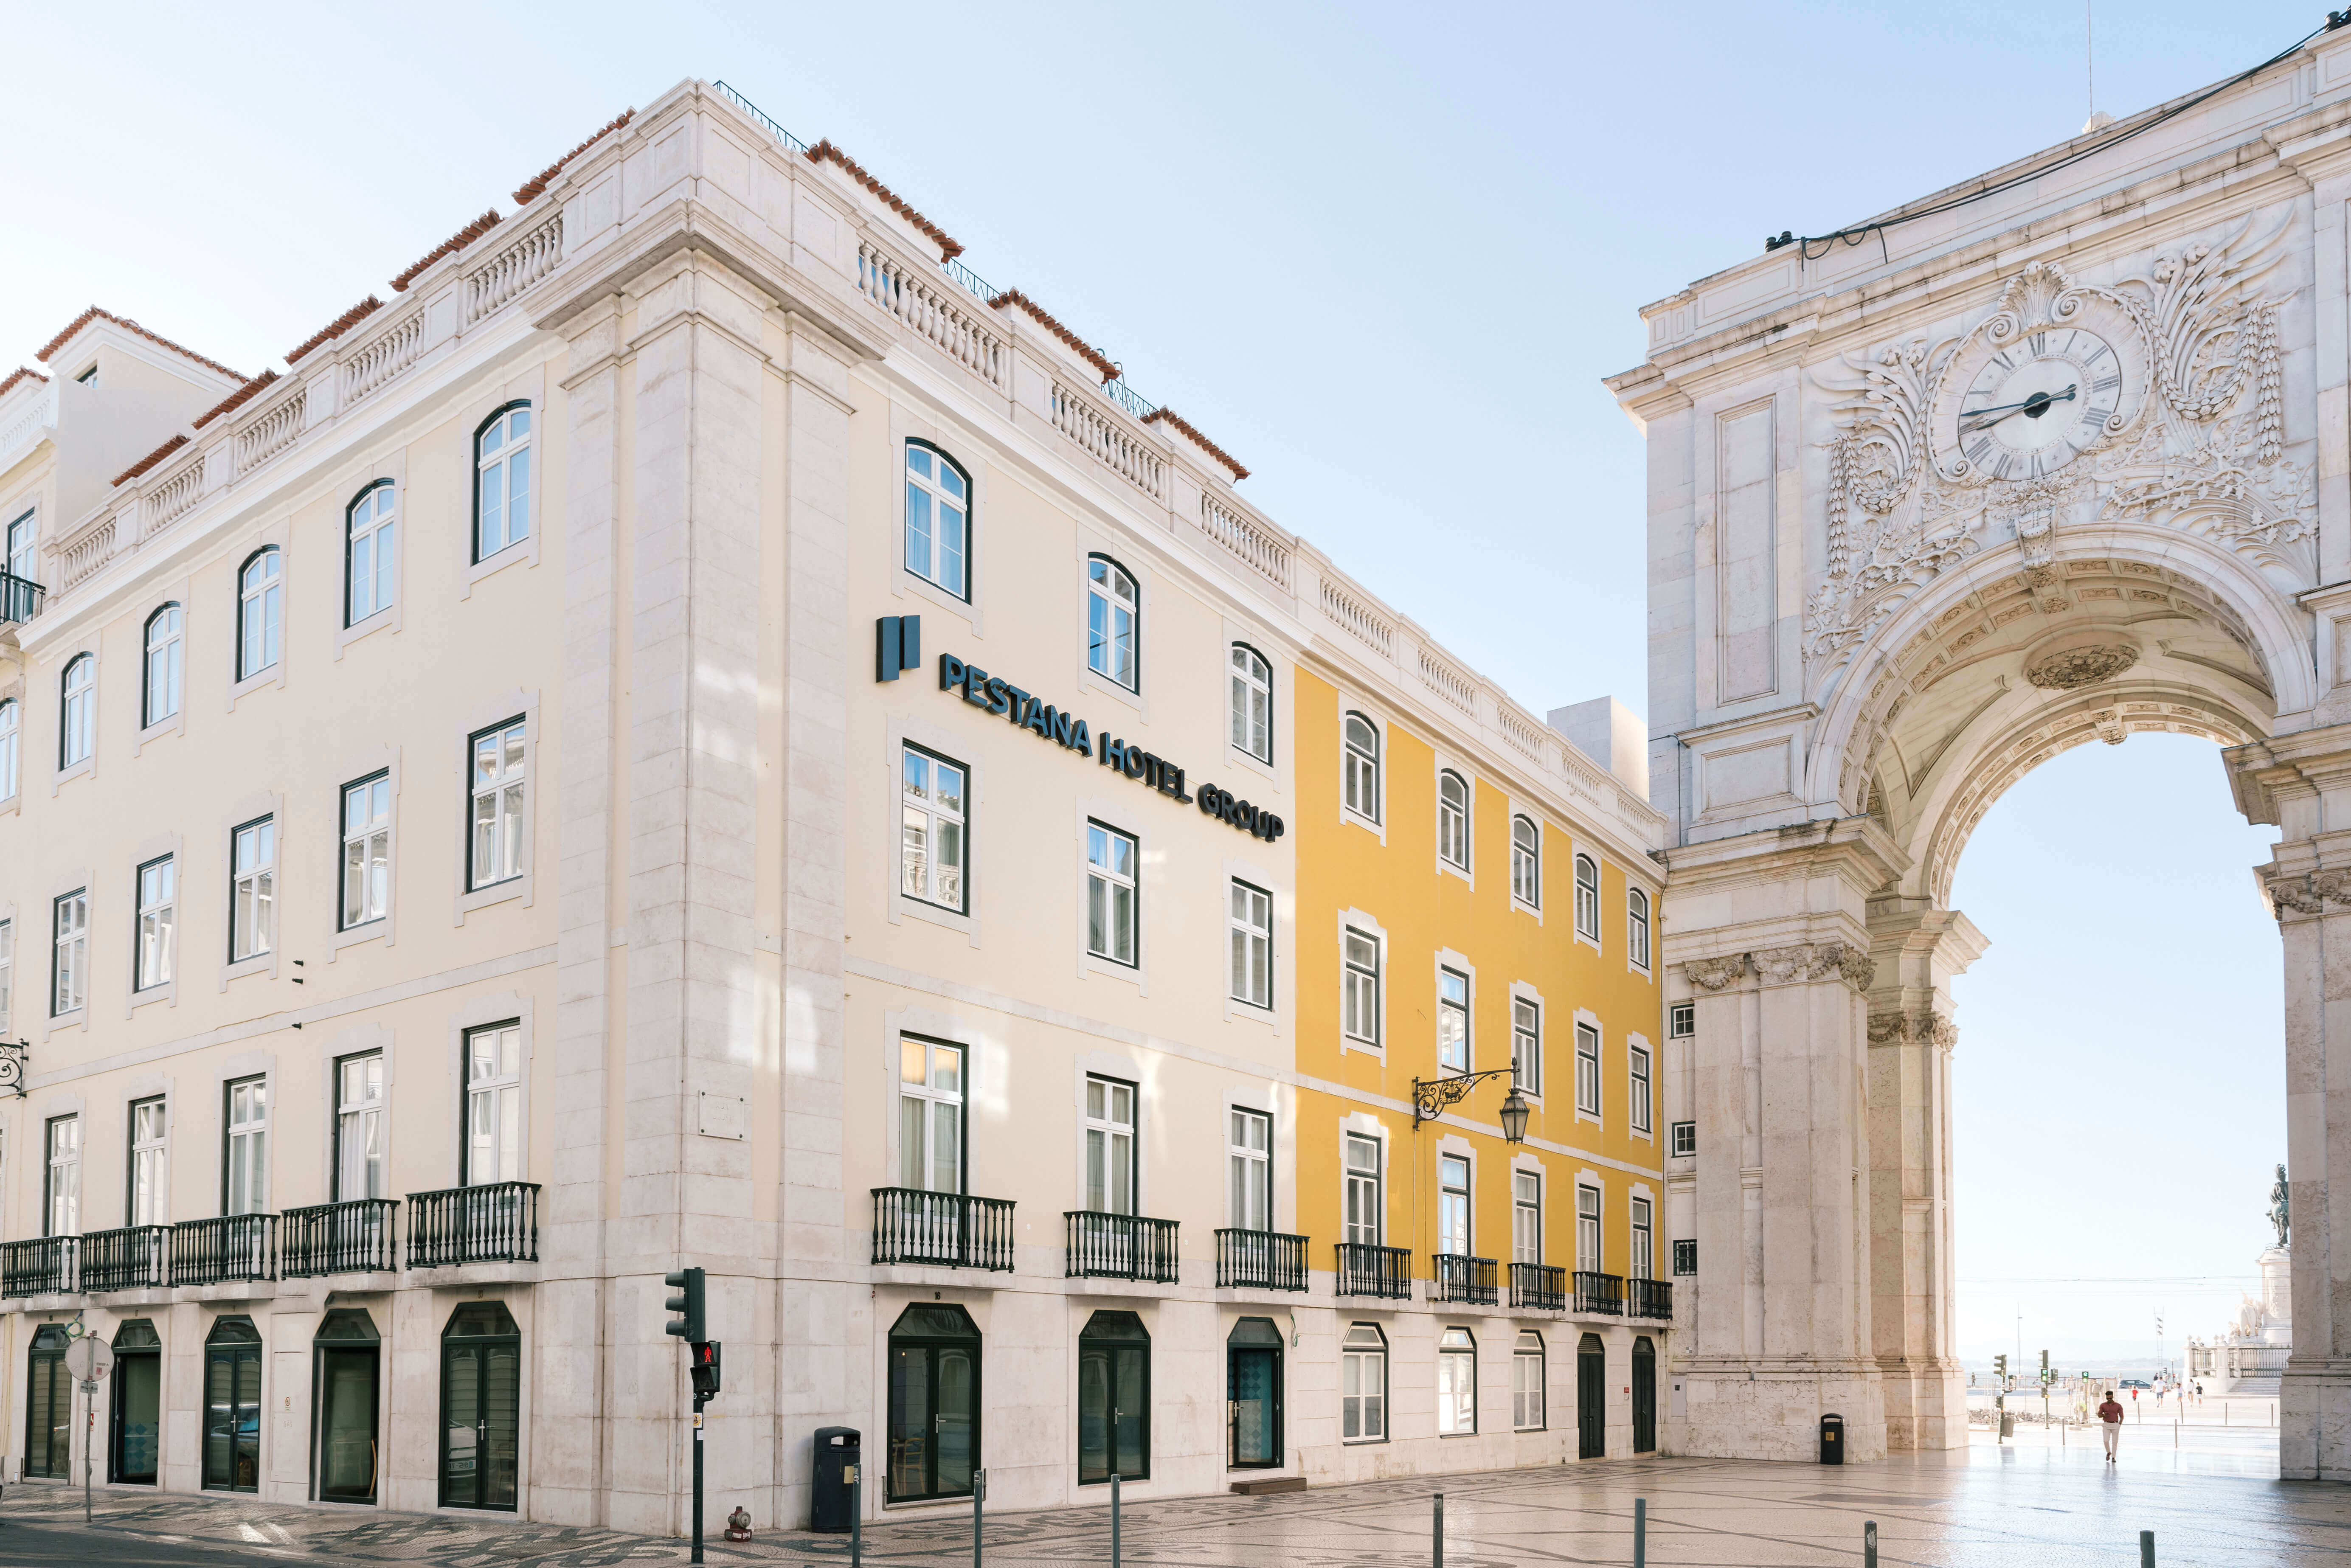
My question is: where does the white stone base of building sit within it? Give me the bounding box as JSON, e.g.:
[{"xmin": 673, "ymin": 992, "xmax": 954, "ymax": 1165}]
[{"xmin": 1669, "ymin": 1361, "xmax": 1887, "ymax": 1464}]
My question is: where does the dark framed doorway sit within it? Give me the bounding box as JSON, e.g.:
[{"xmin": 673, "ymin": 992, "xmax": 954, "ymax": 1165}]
[
  {"xmin": 886, "ymin": 1303, "xmax": 979, "ymax": 1503},
  {"xmin": 110, "ymin": 1319, "xmax": 162, "ymax": 1485},
  {"xmin": 1631, "ymin": 1336, "xmax": 1656, "ymax": 1454},
  {"xmin": 26, "ymin": 1324, "xmax": 71, "ymax": 1479},
  {"xmin": 1077, "ymin": 1310, "xmax": 1149, "ymax": 1484},
  {"xmin": 203, "ymin": 1315, "xmax": 263, "ymax": 1492},
  {"xmin": 314, "ymin": 1309, "xmax": 381, "ymax": 1503},
  {"xmin": 1226, "ymin": 1317, "xmax": 1283, "ymax": 1469},
  {"xmin": 439, "ymin": 1301, "xmax": 520, "ymax": 1510},
  {"xmin": 1576, "ymin": 1333, "xmax": 1605, "ymax": 1460}
]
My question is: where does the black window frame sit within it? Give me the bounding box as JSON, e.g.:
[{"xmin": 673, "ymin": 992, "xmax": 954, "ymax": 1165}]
[
  {"xmin": 471, "ymin": 400, "xmax": 535, "ymax": 566},
  {"xmin": 338, "ymin": 767, "xmax": 393, "ymax": 932},
  {"xmin": 1671, "ymin": 1121, "xmax": 1696, "ymax": 1158},
  {"xmin": 57, "ymin": 652, "xmax": 93, "ymax": 770},
  {"xmin": 1510, "ymin": 814, "xmax": 1541, "ymax": 909},
  {"xmin": 141, "ymin": 601, "xmax": 183, "ymax": 730},
  {"xmin": 132, "ymin": 851, "xmax": 173, "ymax": 993},
  {"xmin": 1226, "ymin": 1316, "xmax": 1285, "ymax": 1469},
  {"xmin": 1437, "ymin": 767, "xmax": 1471, "ymax": 870},
  {"xmin": 26, "ymin": 1323, "xmax": 72, "ymax": 1478},
  {"xmin": 234, "ymin": 546, "xmax": 281, "ymax": 683},
  {"xmin": 1084, "ymin": 817, "xmax": 1141, "ymax": 969},
  {"xmin": 1668, "ymin": 1002, "xmax": 1694, "ymax": 1038},
  {"xmin": 331, "ymin": 1048, "xmax": 386, "ymax": 1203},
  {"xmin": 343, "ymin": 479, "xmax": 394, "ymax": 629},
  {"xmin": 227, "ymin": 812, "xmax": 274, "ymax": 963},
  {"xmin": 464, "ymin": 715, "xmax": 529, "ymax": 893},
  {"xmin": 51, "ymin": 886, "xmax": 86, "ymax": 1018},
  {"xmin": 1077, "ymin": 1308, "xmax": 1151, "ymax": 1484},
  {"xmin": 1229, "ymin": 641, "xmax": 1274, "ymax": 764},
  {"xmin": 42, "ymin": 1111, "xmax": 76, "ymax": 1237},
  {"xmin": 1672, "ymin": 1239, "xmax": 1697, "ymax": 1276},
  {"xmin": 109, "ymin": 1318, "xmax": 163, "ymax": 1486},
  {"xmin": 437, "ymin": 1299, "xmax": 522, "ymax": 1510},
  {"xmin": 220, "ymin": 1072, "xmax": 268, "ymax": 1217},
  {"xmin": 898, "ymin": 740, "xmax": 971, "ymax": 915},
  {"xmin": 126, "ymin": 1094, "xmax": 166, "ymax": 1226},
  {"xmin": 885, "ymin": 1301, "xmax": 983, "ymax": 1503},
  {"xmin": 1085, "ymin": 552, "xmax": 1142, "ymax": 693},
  {"xmin": 202, "ymin": 1314, "xmax": 264, "ymax": 1493},
  {"xmin": 311, "ymin": 1307, "xmax": 382, "ymax": 1503},
  {"xmin": 901, "ymin": 438, "xmax": 974, "ymax": 602}
]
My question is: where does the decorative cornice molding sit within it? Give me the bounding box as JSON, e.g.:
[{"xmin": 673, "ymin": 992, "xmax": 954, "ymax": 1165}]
[
  {"xmin": 1753, "ymin": 942, "xmax": 1876, "ymax": 992},
  {"xmin": 1867, "ymin": 1010, "xmax": 1959, "ymax": 1049},
  {"xmin": 1683, "ymin": 955, "xmax": 1749, "ymax": 992}
]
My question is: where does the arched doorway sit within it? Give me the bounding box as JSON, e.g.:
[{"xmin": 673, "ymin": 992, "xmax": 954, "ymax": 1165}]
[
  {"xmin": 439, "ymin": 1301, "xmax": 519, "ymax": 1510},
  {"xmin": 1077, "ymin": 1309, "xmax": 1149, "ymax": 1484},
  {"xmin": 885, "ymin": 1302, "xmax": 979, "ymax": 1503},
  {"xmin": 1631, "ymin": 1336, "xmax": 1656, "ymax": 1454},
  {"xmin": 314, "ymin": 1308, "xmax": 380, "ymax": 1503},
  {"xmin": 110, "ymin": 1318, "xmax": 161, "ymax": 1485},
  {"xmin": 1575, "ymin": 1333, "xmax": 1604, "ymax": 1459},
  {"xmin": 25, "ymin": 1324, "xmax": 70, "ymax": 1479},
  {"xmin": 203, "ymin": 1315, "xmax": 262, "ymax": 1492},
  {"xmin": 1226, "ymin": 1317, "xmax": 1283, "ymax": 1469}
]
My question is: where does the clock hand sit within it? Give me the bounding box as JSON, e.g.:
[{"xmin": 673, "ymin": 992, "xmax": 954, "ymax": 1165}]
[{"xmin": 1961, "ymin": 385, "xmax": 2078, "ymax": 435}]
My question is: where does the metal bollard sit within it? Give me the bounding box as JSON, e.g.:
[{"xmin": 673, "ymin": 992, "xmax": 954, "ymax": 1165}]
[
  {"xmin": 1633, "ymin": 1498, "xmax": 1646, "ymax": 1568},
  {"xmin": 1864, "ymin": 1520, "xmax": 1878, "ymax": 1568},
  {"xmin": 1433, "ymin": 1492, "xmax": 1445, "ymax": 1568},
  {"xmin": 851, "ymin": 1472, "xmax": 863, "ymax": 1568},
  {"xmin": 1111, "ymin": 1472, "xmax": 1121, "ymax": 1568},
  {"xmin": 2141, "ymin": 1528, "xmax": 2156, "ymax": 1567},
  {"xmin": 973, "ymin": 1468, "xmax": 986, "ymax": 1568}
]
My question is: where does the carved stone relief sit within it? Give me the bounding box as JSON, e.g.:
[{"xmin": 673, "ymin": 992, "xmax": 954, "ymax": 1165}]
[
  {"xmin": 1867, "ymin": 1011, "xmax": 1959, "ymax": 1049},
  {"xmin": 1683, "ymin": 955, "xmax": 1749, "ymax": 992},
  {"xmin": 2024, "ymin": 643, "xmax": 2139, "ymax": 689},
  {"xmin": 1752, "ymin": 942, "xmax": 1876, "ymax": 992}
]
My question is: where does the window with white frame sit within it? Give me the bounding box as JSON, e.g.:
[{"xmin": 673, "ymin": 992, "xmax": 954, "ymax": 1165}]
[
  {"xmin": 1328, "ymin": 927, "xmax": 1380, "ymax": 1051},
  {"xmin": 899, "ymin": 745, "xmax": 967, "ymax": 913},
  {"xmin": 1229, "ymin": 879, "xmax": 1271, "ymax": 1009},
  {"xmin": 1341, "ymin": 1323, "xmax": 1386, "ymax": 1442},
  {"xmin": 230, "ymin": 817, "xmax": 274, "ymax": 961},
  {"xmin": 1513, "ymin": 1170, "xmax": 1541, "ymax": 1264},
  {"xmin": 59, "ymin": 654, "xmax": 93, "ymax": 769},
  {"xmin": 1576, "ymin": 1022, "xmax": 1601, "ymax": 1117},
  {"xmin": 346, "ymin": 482, "xmax": 396, "ymax": 625},
  {"xmin": 129, "ymin": 1098, "xmax": 166, "ymax": 1226},
  {"xmin": 897, "ymin": 1036, "xmax": 963, "ymax": 1193},
  {"xmin": 1573, "ymin": 854, "xmax": 1600, "ymax": 942},
  {"xmin": 1512, "ymin": 1332, "xmax": 1545, "ymax": 1430},
  {"xmin": 1668, "ymin": 1002, "xmax": 1694, "ymax": 1038},
  {"xmin": 1228, "ymin": 1108, "xmax": 1271, "ymax": 1230},
  {"xmin": 5, "ymin": 508, "xmax": 33, "ymax": 582},
  {"xmin": 1085, "ymin": 821, "xmax": 1138, "ymax": 966},
  {"xmin": 44, "ymin": 1115, "xmax": 78, "ymax": 1236},
  {"xmin": 469, "ymin": 718, "xmax": 527, "ymax": 891},
  {"xmin": 143, "ymin": 604, "xmax": 183, "ymax": 727},
  {"xmin": 135, "ymin": 855, "xmax": 174, "ymax": 991},
  {"xmin": 341, "ymin": 773, "xmax": 391, "ymax": 929},
  {"xmin": 1629, "ymin": 1043, "xmax": 1652, "ymax": 1134},
  {"xmin": 902, "ymin": 442, "xmax": 967, "ymax": 599},
  {"xmin": 335, "ymin": 1052, "xmax": 386, "ymax": 1201},
  {"xmin": 464, "ymin": 1023, "xmax": 523, "ymax": 1186},
  {"xmin": 1084, "ymin": 1075, "xmax": 1136, "ymax": 1216},
  {"xmin": 1342, "ymin": 714, "xmax": 1380, "ymax": 823},
  {"xmin": 0, "ymin": 917, "xmax": 12, "ymax": 1032},
  {"xmin": 51, "ymin": 888, "xmax": 86, "ymax": 1016},
  {"xmin": 1436, "ymin": 1326, "xmax": 1476, "ymax": 1435},
  {"xmin": 1628, "ymin": 886, "xmax": 1651, "ymax": 969},
  {"xmin": 1513, "ymin": 997, "xmax": 1541, "ymax": 1095},
  {"xmin": 1438, "ymin": 770, "xmax": 1469, "ymax": 870},
  {"xmin": 0, "ymin": 698, "xmax": 17, "ymax": 800},
  {"xmin": 1671, "ymin": 1121, "xmax": 1696, "ymax": 1158},
  {"xmin": 1086, "ymin": 556, "xmax": 1139, "ymax": 690},
  {"xmin": 1510, "ymin": 815, "xmax": 1540, "ymax": 907},
  {"xmin": 225, "ymin": 1076, "xmax": 268, "ymax": 1215},
  {"xmin": 236, "ymin": 548, "xmax": 281, "ymax": 681},
  {"xmin": 1576, "ymin": 1184, "xmax": 1602, "ymax": 1274},
  {"xmin": 1343, "ymin": 1134, "xmax": 1381, "ymax": 1244},
  {"xmin": 1630, "ymin": 1196, "xmax": 1654, "ymax": 1280},
  {"xmin": 475, "ymin": 404, "xmax": 533, "ymax": 562},
  {"xmin": 1438, "ymin": 968, "xmax": 1468, "ymax": 1072},
  {"xmin": 1438, "ymin": 1155, "xmax": 1471, "ymax": 1256},
  {"xmin": 1230, "ymin": 644, "xmax": 1271, "ymax": 762}
]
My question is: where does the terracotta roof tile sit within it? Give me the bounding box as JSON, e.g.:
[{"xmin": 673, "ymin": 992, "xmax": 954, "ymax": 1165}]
[
  {"xmin": 36, "ymin": 306, "xmax": 244, "ymax": 382},
  {"xmin": 988, "ymin": 289, "xmax": 1119, "ymax": 383},
  {"xmin": 512, "ymin": 108, "xmax": 635, "ymax": 205},
  {"xmin": 111, "ymin": 433, "xmax": 188, "ymax": 489},
  {"xmin": 1143, "ymin": 407, "xmax": 1249, "ymax": 481},
  {"xmin": 284, "ymin": 297, "xmax": 383, "ymax": 365},
  {"xmin": 191, "ymin": 370, "xmax": 280, "ymax": 431},
  {"xmin": 804, "ymin": 139, "xmax": 964, "ymax": 261},
  {"xmin": 0, "ymin": 366, "xmax": 48, "ymax": 401},
  {"xmin": 390, "ymin": 211, "xmax": 501, "ymax": 293}
]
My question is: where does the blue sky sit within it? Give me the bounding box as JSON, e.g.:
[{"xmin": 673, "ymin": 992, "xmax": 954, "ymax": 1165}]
[{"xmin": 2, "ymin": 0, "xmax": 2305, "ymax": 1355}]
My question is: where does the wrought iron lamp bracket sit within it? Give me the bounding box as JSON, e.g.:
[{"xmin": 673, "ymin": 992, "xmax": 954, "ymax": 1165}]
[
  {"xmin": 0, "ymin": 1040, "xmax": 25, "ymax": 1099},
  {"xmin": 1411, "ymin": 1067, "xmax": 1515, "ymax": 1128}
]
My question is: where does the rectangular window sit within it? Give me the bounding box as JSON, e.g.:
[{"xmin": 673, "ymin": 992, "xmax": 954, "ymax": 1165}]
[
  {"xmin": 1629, "ymin": 1045, "xmax": 1652, "ymax": 1135},
  {"xmin": 230, "ymin": 818, "xmax": 275, "ymax": 961},
  {"xmin": 1672, "ymin": 1239, "xmax": 1697, "ymax": 1276},
  {"xmin": 335, "ymin": 1052, "xmax": 386, "ymax": 1201},
  {"xmin": 341, "ymin": 773, "xmax": 391, "ymax": 929},
  {"xmin": 1575, "ymin": 1023, "xmax": 1601, "ymax": 1117},
  {"xmin": 1669, "ymin": 1001, "xmax": 1694, "ymax": 1038},
  {"xmin": 897, "ymin": 1037, "xmax": 964, "ymax": 1193},
  {"xmin": 1436, "ymin": 1328, "xmax": 1476, "ymax": 1435},
  {"xmin": 1228, "ymin": 1108, "xmax": 1271, "ymax": 1230},
  {"xmin": 469, "ymin": 720, "xmax": 527, "ymax": 890},
  {"xmin": 1341, "ymin": 1324, "xmax": 1386, "ymax": 1442},
  {"xmin": 1229, "ymin": 880, "xmax": 1272, "ymax": 1009},
  {"xmin": 1341, "ymin": 928, "xmax": 1381, "ymax": 1047},
  {"xmin": 135, "ymin": 855, "xmax": 175, "ymax": 991},
  {"xmin": 1512, "ymin": 1332, "xmax": 1545, "ymax": 1430},
  {"xmin": 1512, "ymin": 998, "xmax": 1541, "ymax": 1095},
  {"xmin": 1630, "ymin": 1196, "xmax": 1653, "ymax": 1280},
  {"xmin": 0, "ymin": 916, "xmax": 12, "ymax": 1033},
  {"xmin": 899, "ymin": 745, "xmax": 967, "ymax": 913},
  {"xmin": 464, "ymin": 1024, "xmax": 522, "ymax": 1186},
  {"xmin": 1437, "ymin": 968, "xmax": 1468, "ymax": 1072},
  {"xmin": 1343, "ymin": 1133, "xmax": 1381, "ymax": 1245},
  {"xmin": 1628, "ymin": 890, "xmax": 1651, "ymax": 969},
  {"xmin": 1084, "ymin": 1075, "xmax": 1136, "ymax": 1215},
  {"xmin": 1576, "ymin": 1185, "xmax": 1601, "ymax": 1274},
  {"xmin": 1512, "ymin": 1170, "xmax": 1541, "ymax": 1265},
  {"xmin": 1671, "ymin": 1121, "xmax": 1696, "ymax": 1158},
  {"xmin": 225, "ymin": 1077, "xmax": 268, "ymax": 1216},
  {"xmin": 51, "ymin": 888, "xmax": 87, "ymax": 1016},
  {"xmin": 129, "ymin": 1098, "xmax": 166, "ymax": 1226},
  {"xmin": 1438, "ymin": 1154, "xmax": 1471, "ymax": 1256},
  {"xmin": 45, "ymin": 1116, "xmax": 79, "ymax": 1236},
  {"xmin": 1086, "ymin": 821, "xmax": 1138, "ymax": 966}
]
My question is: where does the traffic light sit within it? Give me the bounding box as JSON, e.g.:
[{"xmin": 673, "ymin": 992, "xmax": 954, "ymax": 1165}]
[
  {"xmin": 1994, "ymin": 1353, "xmax": 2008, "ymax": 1385},
  {"xmin": 664, "ymin": 1267, "xmax": 706, "ymax": 1343},
  {"xmin": 690, "ymin": 1339, "xmax": 723, "ymax": 1399},
  {"xmin": 2040, "ymin": 1349, "xmax": 2051, "ymax": 1384}
]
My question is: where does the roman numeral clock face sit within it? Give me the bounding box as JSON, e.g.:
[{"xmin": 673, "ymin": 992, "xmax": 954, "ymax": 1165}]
[{"xmin": 1956, "ymin": 328, "xmax": 2123, "ymax": 481}]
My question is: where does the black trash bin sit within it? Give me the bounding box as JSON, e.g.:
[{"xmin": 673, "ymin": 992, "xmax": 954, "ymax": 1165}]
[
  {"xmin": 1819, "ymin": 1412, "xmax": 1845, "ymax": 1465},
  {"xmin": 811, "ymin": 1427, "xmax": 861, "ymax": 1532}
]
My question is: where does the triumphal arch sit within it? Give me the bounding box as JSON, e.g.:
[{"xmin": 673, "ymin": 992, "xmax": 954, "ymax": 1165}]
[{"xmin": 1611, "ymin": 36, "xmax": 2351, "ymax": 1476}]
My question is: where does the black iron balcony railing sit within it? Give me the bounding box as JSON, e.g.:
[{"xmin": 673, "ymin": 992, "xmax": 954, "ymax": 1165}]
[
  {"xmin": 80, "ymin": 1226, "xmax": 169, "ymax": 1293},
  {"xmin": 408, "ymin": 1183, "xmax": 540, "ymax": 1268},
  {"xmin": 1434, "ymin": 1253, "xmax": 1498, "ymax": 1306},
  {"xmin": 1573, "ymin": 1269, "xmax": 1625, "ymax": 1316},
  {"xmin": 1628, "ymin": 1276, "xmax": 1674, "ymax": 1321},
  {"xmin": 1509, "ymin": 1261, "xmax": 1566, "ymax": 1312},
  {"xmin": 1335, "ymin": 1241, "xmax": 1413, "ymax": 1300},
  {"xmin": 283, "ymin": 1200, "xmax": 399, "ymax": 1277},
  {"xmin": 0, "ymin": 1236, "xmax": 76, "ymax": 1297},
  {"xmin": 1064, "ymin": 1211, "xmax": 1179, "ymax": 1284},
  {"xmin": 173, "ymin": 1214, "xmax": 277, "ymax": 1287},
  {"xmin": 871, "ymin": 1188, "xmax": 1016, "ymax": 1272},
  {"xmin": 1215, "ymin": 1228, "xmax": 1309, "ymax": 1291},
  {"xmin": 0, "ymin": 570, "xmax": 45, "ymax": 627}
]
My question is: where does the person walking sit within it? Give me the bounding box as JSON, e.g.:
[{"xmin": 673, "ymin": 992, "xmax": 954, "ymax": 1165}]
[{"xmin": 2099, "ymin": 1390, "xmax": 2125, "ymax": 1461}]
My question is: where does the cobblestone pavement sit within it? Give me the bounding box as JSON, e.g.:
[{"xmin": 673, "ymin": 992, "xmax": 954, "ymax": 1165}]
[{"xmin": 0, "ymin": 1436, "xmax": 2338, "ymax": 1566}]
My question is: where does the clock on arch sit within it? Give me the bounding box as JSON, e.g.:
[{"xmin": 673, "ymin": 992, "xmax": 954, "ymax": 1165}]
[{"xmin": 1952, "ymin": 326, "xmax": 2123, "ymax": 481}]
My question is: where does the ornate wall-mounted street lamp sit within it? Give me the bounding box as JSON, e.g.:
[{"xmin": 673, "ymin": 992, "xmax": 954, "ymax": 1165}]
[
  {"xmin": 0, "ymin": 1040, "xmax": 25, "ymax": 1099},
  {"xmin": 1411, "ymin": 1067, "xmax": 1530, "ymax": 1144}
]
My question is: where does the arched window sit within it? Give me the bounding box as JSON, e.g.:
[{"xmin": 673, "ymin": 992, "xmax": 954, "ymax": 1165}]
[
  {"xmin": 1511, "ymin": 815, "xmax": 1541, "ymax": 907},
  {"xmin": 1343, "ymin": 713, "xmax": 1380, "ymax": 822},
  {"xmin": 1436, "ymin": 1326, "xmax": 1476, "ymax": 1435},
  {"xmin": 1340, "ymin": 1321, "xmax": 1386, "ymax": 1443},
  {"xmin": 1086, "ymin": 556, "xmax": 1139, "ymax": 690},
  {"xmin": 143, "ymin": 604, "xmax": 183, "ymax": 727},
  {"xmin": 1078, "ymin": 1309, "xmax": 1150, "ymax": 1483},
  {"xmin": 886, "ymin": 1302, "xmax": 981, "ymax": 1502},
  {"xmin": 1512, "ymin": 1330, "xmax": 1546, "ymax": 1431},
  {"xmin": 439, "ymin": 1301, "xmax": 520, "ymax": 1509},
  {"xmin": 475, "ymin": 403, "xmax": 532, "ymax": 562},
  {"xmin": 1438, "ymin": 770, "xmax": 1470, "ymax": 870},
  {"xmin": 1574, "ymin": 854, "xmax": 1600, "ymax": 941},
  {"xmin": 1628, "ymin": 887, "xmax": 1651, "ymax": 969},
  {"xmin": 346, "ymin": 481, "xmax": 396, "ymax": 625},
  {"xmin": 59, "ymin": 653, "xmax": 94, "ymax": 768},
  {"xmin": 0, "ymin": 697, "xmax": 18, "ymax": 801},
  {"xmin": 237, "ymin": 548, "xmax": 281, "ymax": 681},
  {"xmin": 903, "ymin": 441, "xmax": 970, "ymax": 599},
  {"xmin": 1229, "ymin": 644, "xmax": 1272, "ymax": 762}
]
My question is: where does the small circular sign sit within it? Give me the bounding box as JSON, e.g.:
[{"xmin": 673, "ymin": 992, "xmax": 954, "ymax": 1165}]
[{"xmin": 63, "ymin": 1338, "xmax": 113, "ymax": 1383}]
